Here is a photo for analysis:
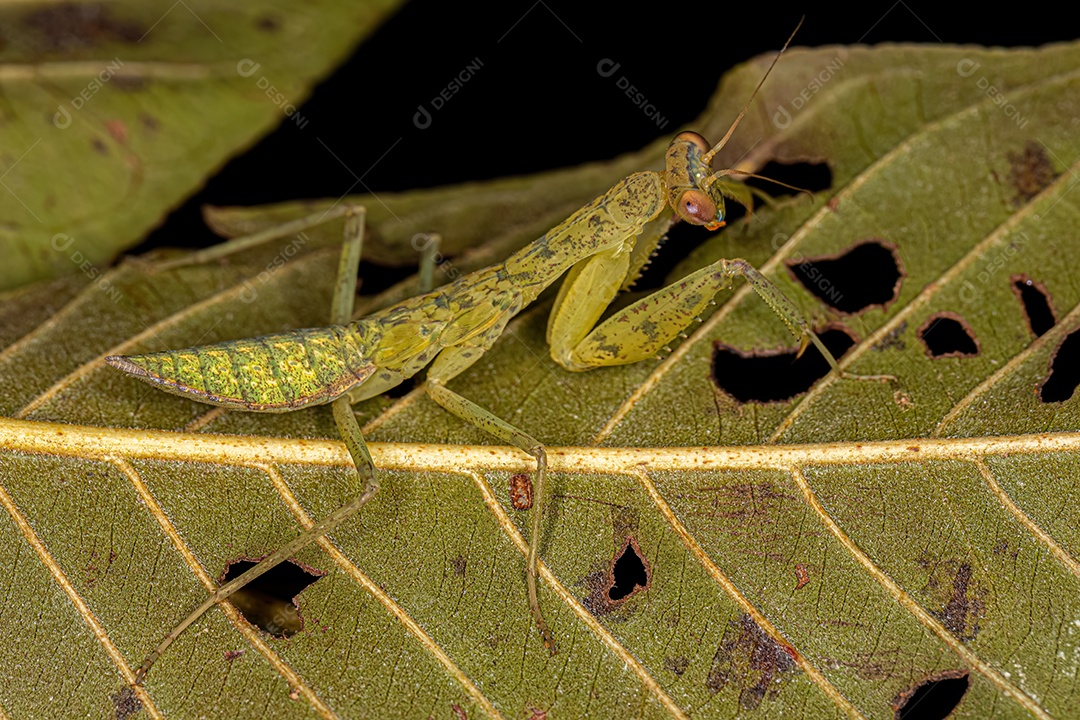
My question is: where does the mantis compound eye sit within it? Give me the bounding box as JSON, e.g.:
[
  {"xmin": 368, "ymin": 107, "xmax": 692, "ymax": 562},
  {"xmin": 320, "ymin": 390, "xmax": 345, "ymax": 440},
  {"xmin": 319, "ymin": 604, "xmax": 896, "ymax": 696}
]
[
  {"xmin": 672, "ymin": 131, "xmax": 710, "ymax": 154},
  {"xmin": 675, "ymin": 189, "xmax": 723, "ymax": 230}
]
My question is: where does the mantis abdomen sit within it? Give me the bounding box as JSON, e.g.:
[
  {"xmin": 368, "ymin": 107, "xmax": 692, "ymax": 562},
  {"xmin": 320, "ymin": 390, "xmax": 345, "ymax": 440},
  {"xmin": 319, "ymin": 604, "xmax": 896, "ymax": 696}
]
[{"xmin": 106, "ymin": 325, "xmax": 379, "ymax": 412}]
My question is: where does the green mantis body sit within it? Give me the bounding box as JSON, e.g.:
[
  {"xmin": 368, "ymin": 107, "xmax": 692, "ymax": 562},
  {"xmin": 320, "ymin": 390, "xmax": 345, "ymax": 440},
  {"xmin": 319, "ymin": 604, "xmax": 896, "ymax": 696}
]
[{"xmin": 108, "ymin": 21, "xmax": 861, "ymax": 685}]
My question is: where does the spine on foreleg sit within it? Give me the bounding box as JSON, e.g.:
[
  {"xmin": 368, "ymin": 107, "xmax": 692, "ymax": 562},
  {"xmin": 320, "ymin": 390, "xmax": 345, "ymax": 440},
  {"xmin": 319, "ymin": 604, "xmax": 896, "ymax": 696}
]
[{"xmin": 105, "ymin": 323, "xmax": 380, "ymax": 412}]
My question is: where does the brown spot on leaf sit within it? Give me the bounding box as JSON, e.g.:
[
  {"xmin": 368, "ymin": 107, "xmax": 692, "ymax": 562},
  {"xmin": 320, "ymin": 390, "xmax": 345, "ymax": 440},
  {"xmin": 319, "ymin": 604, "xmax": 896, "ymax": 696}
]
[
  {"xmin": 509, "ymin": 473, "xmax": 532, "ymax": 510},
  {"xmin": 939, "ymin": 563, "xmax": 981, "ymax": 637},
  {"xmin": 451, "ymin": 703, "xmax": 467, "ymax": 720},
  {"xmin": 256, "ymin": 13, "xmax": 281, "ymax": 32},
  {"xmin": 920, "ymin": 558, "xmax": 986, "ymax": 640},
  {"xmin": 105, "ymin": 119, "xmax": 128, "ymax": 145},
  {"xmin": 583, "ymin": 536, "xmax": 651, "ymax": 614},
  {"xmin": 794, "ymin": 563, "xmax": 810, "ymax": 590},
  {"xmin": 450, "ymin": 554, "xmax": 467, "ymax": 577},
  {"xmin": 23, "ymin": 3, "xmax": 143, "ymax": 51},
  {"xmin": 110, "ymin": 687, "xmax": 141, "ymax": 720},
  {"xmin": 664, "ymin": 655, "xmax": 690, "ymax": 676},
  {"xmin": 690, "ymin": 482, "xmax": 793, "ymax": 555},
  {"xmin": 1007, "ymin": 141, "xmax": 1057, "ymax": 205},
  {"xmin": 893, "ymin": 390, "xmax": 914, "ymax": 411},
  {"xmin": 705, "ymin": 614, "xmax": 798, "ymax": 710},
  {"xmin": 872, "ymin": 321, "xmax": 908, "ymax": 352}
]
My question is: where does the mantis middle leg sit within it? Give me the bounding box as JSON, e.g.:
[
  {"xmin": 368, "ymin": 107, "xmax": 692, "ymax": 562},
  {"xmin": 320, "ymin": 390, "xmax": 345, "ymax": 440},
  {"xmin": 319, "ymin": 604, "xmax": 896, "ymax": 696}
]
[{"xmin": 423, "ymin": 344, "xmax": 557, "ymax": 653}]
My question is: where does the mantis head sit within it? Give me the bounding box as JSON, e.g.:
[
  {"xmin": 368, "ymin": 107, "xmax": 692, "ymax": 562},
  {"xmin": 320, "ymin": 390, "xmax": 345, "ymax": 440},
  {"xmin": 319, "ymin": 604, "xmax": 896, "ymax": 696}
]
[
  {"xmin": 665, "ymin": 131, "xmax": 727, "ymax": 231},
  {"xmin": 664, "ymin": 19, "xmax": 805, "ymax": 233}
]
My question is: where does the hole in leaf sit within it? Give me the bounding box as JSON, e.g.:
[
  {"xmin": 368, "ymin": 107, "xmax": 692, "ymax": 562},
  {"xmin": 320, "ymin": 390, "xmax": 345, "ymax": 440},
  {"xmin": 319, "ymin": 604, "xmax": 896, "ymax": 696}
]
[
  {"xmin": 786, "ymin": 240, "xmax": 903, "ymax": 314},
  {"xmin": 221, "ymin": 559, "xmax": 323, "ymax": 637},
  {"xmin": 918, "ymin": 313, "xmax": 980, "ymax": 358},
  {"xmin": 608, "ymin": 537, "xmax": 649, "ymax": 601},
  {"xmin": 712, "ymin": 326, "xmax": 857, "ymax": 403},
  {"xmin": 743, "ymin": 160, "xmax": 833, "ymax": 197},
  {"xmin": 1040, "ymin": 326, "xmax": 1080, "ymax": 402},
  {"xmin": 1011, "ymin": 274, "xmax": 1055, "ymax": 337},
  {"xmin": 894, "ymin": 671, "xmax": 970, "ymax": 720}
]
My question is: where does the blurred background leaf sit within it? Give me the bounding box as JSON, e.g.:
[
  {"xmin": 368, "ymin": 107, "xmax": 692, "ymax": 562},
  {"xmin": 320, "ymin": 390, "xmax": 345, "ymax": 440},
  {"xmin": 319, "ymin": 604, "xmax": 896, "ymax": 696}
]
[{"xmin": 0, "ymin": 0, "xmax": 403, "ymax": 289}]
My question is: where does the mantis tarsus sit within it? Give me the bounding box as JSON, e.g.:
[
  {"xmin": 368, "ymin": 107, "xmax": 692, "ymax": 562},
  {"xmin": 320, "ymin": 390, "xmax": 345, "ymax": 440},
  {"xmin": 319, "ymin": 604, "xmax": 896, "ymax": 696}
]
[{"xmin": 107, "ymin": 19, "xmax": 885, "ymax": 685}]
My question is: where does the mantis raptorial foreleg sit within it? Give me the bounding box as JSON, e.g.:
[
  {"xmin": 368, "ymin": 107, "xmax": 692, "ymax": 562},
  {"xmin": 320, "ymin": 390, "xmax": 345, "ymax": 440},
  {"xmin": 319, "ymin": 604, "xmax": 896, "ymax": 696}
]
[{"xmin": 550, "ymin": 252, "xmax": 894, "ymax": 383}]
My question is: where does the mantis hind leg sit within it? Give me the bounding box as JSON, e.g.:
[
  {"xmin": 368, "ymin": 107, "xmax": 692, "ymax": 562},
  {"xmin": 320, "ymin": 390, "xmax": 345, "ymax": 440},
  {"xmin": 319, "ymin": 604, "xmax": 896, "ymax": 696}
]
[
  {"xmin": 425, "ymin": 346, "xmax": 556, "ymax": 654},
  {"xmin": 150, "ymin": 204, "xmax": 362, "ymax": 272},
  {"xmin": 135, "ymin": 206, "xmax": 379, "ymax": 684}
]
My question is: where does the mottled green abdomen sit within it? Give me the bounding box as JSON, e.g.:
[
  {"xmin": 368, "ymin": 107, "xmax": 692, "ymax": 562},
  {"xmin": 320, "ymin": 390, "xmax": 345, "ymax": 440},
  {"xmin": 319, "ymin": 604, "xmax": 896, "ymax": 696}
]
[{"xmin": 106, "ymin": 323, "xmax": 381, "ymax": 412}]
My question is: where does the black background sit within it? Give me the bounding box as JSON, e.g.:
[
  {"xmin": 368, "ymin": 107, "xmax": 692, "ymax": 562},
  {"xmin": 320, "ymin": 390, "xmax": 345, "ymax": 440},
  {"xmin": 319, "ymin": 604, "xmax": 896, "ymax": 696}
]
[{"xmin": 142, "ymin": 1, "xmax": 1076, "ymax": 250}]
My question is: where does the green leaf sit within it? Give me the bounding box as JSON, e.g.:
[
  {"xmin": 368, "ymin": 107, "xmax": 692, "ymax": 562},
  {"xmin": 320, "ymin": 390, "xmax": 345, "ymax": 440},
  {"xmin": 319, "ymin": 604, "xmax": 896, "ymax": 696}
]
[
  {"xmin": 3, "ymin": 40, "xmax": 1080, "ymax": 719},
  {"xmin": 0, "ymin": 0, "xmax": 403, "ymax": 290}
]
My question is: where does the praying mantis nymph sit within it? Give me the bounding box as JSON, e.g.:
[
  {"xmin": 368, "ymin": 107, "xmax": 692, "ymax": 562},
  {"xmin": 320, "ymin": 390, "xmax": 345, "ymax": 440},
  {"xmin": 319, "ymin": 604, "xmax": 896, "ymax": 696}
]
[{"xmin": 107, "ymin": 18, "xmax": 886, "ymax": 685}]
